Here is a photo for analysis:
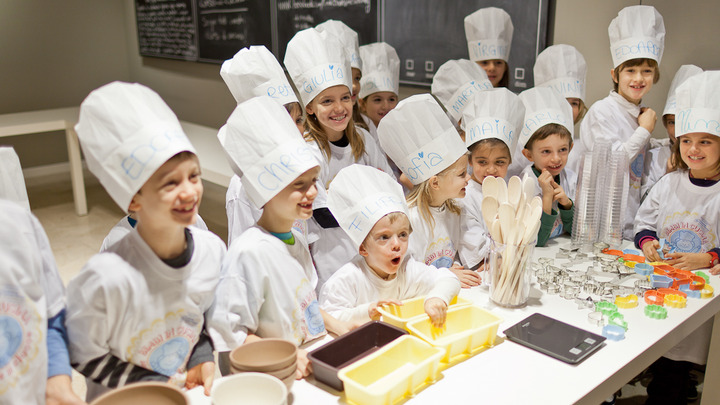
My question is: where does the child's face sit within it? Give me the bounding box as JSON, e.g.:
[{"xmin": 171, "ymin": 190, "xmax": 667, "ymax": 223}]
[
  {"xmin": 679, "ymin": 133, "xmax": 720, "ymax": 178},
  {"xmin": 130, "ymin": 154, "xmax": 202, "ymax": 228},
  {"xmin": 477, "ymin": 59, "xmax": 506, "ymax": 87},
  {"xmin": 612, "ymin": 61, "xmax": 655, "ymax": 105},
  {"xmin": 360, "ymin": 214, "xmax": 410, "ymax": 279},
  {"xmin": 567, "ymin": 98, "xmax": 581, "ymax": 123},
  {"xmin": 306, "ymin": 85, "xmax": 353, "ymax": 140},
  {"xmin": 664, "ymin": 114, "xmax": 676, "ymax": 143},
  {"xmin": 435, "ymin": 154, "xmax": 471, "ymax": 201},
  {"xmin": 522, "ymin": 134, "xmax": 572, "ymax": 177},
  {"xmin": 360, "ymin": 92, "xmax": 398, "ymax": 127},
  {"xmin": 288, "ymin": 103, "xmax": 304, "ymax": 134},
  {"xmin": 470, "ymin": 143, "xmax": 510, "ymax": 185},
  {"xmin": 263, "ymin": 166, "xmax": 320, "ymax": 223},
  {"xmin": 351, "ymin": 68, "xmax": 362, "ymax": 104}
]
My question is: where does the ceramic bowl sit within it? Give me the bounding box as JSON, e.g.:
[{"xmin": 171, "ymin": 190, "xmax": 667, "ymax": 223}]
[
  {"xmin": 229, "ymin": 338, "xmax": 297, "ymax": 372},
  {"xmin": 231, "ymin": 359, "xmax": 297, "ymax": 380},
  {"xmin": 90, "ymin": 382, "xmax": 188, "ymax": 405},
  {"xmin": 211, "ymin": 372, "xmax": 288, "ymax": 405}
]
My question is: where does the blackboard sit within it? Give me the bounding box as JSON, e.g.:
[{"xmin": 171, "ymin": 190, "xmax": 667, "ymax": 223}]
[
  {"xmin": 381, "ymin": 0, "xmax": 552, "ymax": 92},
  {"xmin": 134, "ymin": 0, "xmax": 551, "ymax": 92}
]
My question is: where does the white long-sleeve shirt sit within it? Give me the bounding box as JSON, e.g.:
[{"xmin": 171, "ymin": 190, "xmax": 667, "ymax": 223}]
[
  {"xmin": 319, "ymin": 255, "xmax": 460, "ymax": 322},
  {"xmin": 459, "ymin": 180, "xmax": 491, "ymax": 268},
  {"xmin": 407, "ymin": 204, "xmax": 464, "ymax": 268}
]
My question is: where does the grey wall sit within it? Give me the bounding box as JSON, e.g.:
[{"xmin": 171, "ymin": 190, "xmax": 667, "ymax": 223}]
[{"xmin": 2, "ymin": 0, "xmax": 719, "ymax": 168}]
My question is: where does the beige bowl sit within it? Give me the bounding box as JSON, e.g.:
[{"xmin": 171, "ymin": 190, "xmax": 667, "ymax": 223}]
[
  {"xmin": 211, "ymin": 373, "xmax": 288, "ymax": 405},
  {"xmin": 231, "ymin": 359, "xmax": 297, "ymax": 380},
  {"xmin": 230, "ymin": 338, "xmax": 297, "ymax": 372},
  {"xmin": 90, "ymin": 382, "xmax": 188, "ymax": 405}
]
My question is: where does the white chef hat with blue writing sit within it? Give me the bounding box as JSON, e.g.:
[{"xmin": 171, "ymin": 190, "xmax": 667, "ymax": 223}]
[
  {"xmin": 316, "ymin": 19, "xmax": 362, "ymax": 72},
  {"xmin": 219, "ymin": 96, "xmax": 320, "ymax": 208},
  {"xmin": 460, "ymin": 88, "xmax": 524, "ymax": 153},
  {"xmin": 676, "ymin": 71, "xmax": 720, "ymax": 138},
  {"xmin": 328, "ymin": 164, "xmax": 408, "ymax": 249},
  {"xmin": 377, "ymin": 94, "xmax": 467, "ymax": 185},
  {"xmin": 533, "ymin": 44, "xmax": 587, "ymax": 102},
  {"xmin": 284, "ymin": 27, "xmax": 353, "ymax": 107},
  {"xmin": 432, "ymin": 59, "xmax": 493, "ymax": 122},
  {"xmin": 464, "ymin": 7, "xmax": 513, "ymax": 63},
  {"xmin": 518, "ymin": 87, "xmax": 574, "ymax": 149},
  {"xmin": 608, "ymin": 5, "xmax": 665, "ymax": 68},
  {"xmin": 220, "ymin": 45, "xmax": 299, "ymax": 107},
  {"xmin": 0, "ymin": 147, "xmax": 30, "ymax": 211},
  {"xmin": 75, "ymin": 81, "xmax": 196, "ymax": 213},
  {"xmin": 358, "ymin": 42, "xmax": 400, "ymax": 99},
  {"xmin": 663, "ymin": 65, "xmax": 703, "ymax": 117}
]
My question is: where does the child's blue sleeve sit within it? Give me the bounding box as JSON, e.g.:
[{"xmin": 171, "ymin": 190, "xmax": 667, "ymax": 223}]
[{"xmin": 47, "ymin": 309, "xmax": 72, "ymax": 378}]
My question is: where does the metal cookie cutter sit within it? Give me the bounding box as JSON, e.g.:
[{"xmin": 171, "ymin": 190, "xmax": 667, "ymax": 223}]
[{"xmin": 588, "ymin": 311, "xmax": 605, "ymax": 327}]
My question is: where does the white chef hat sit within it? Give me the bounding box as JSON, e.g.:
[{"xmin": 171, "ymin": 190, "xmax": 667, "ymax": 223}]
[
  {"xmin": 0, "ymin": 147, "xmax": 30, "ymax": 210},
  {"xmin": 464, "ymin": 7, "xmax": 513, "ymax": 62},
  {"xmin": 220, "ymin": 45, "xmax": 299, "ymax": 107},
  {"xmin": 432, "ymin": 59, "xmax": 493, "ymax": 122},
  {"xmin": 377, "ymin": 94, "xmax": 467, "ymax": 185},
  {"xmin": 75, "ymin": 81, "xmax": 196, "ymax": 213},
  {"xmin": 518, "ymin": 87, "xmax": 574, "ymax": 149},
  {"xmin": 358, "ymin": 42, "xmax": 400, "ymax": 99},
  {"xmin": 663, "ymin": 65, "xmax": 703, "ymax": 117},
  {"xmin": 533, "ymin": 44, "xmax": 587, "ymax": 102},
  {"xmin": 315, "ymin": 19, "xmax": 362, "ymax": 71},
  {"xmin": 676, "ymin": 71, "xmax": 720, "ymax": 138},
  {"xmin": 327, "ymin": 164, "xmax": 408, "ymax": 250},
  {"xmin": 284, "ymin": 27, "xmax": 353, "ymax": 107},
  {"xmin": 219, "ymin": 96, "xmax": 320, "ymax": 208},
  {"xmin": 608, "ymin": 5, "xmax": 665, "ymax": 68},
  {"xmin": 460, "ymin": 88, "xmax": 524, "ymax": 153}
]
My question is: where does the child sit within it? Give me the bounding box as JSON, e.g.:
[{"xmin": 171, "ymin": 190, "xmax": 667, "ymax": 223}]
[
  {"xmin": 634, "ymin": 70, "xmax": 720, "ymax": 405},
  {"xmin": 378, "ymin": 94, "xmax": 478, "ymax": 288},
  {"xmin": 568, "ymin": 5, "xmax": 665, "ymax": 240},
  {"xmin": 642, "ymin": 65, "xmax": 703, "ymax": 199},
  {"xmin": 0, "ymin": 148, "xmax": 85, "ymax": 405},
  {"xmin": 100, "ymin": 211, "xmax": 208, "ymax": 252},
  {"xmin": 431, "ymin": 58, "xmax": 493, "ymax": 141},
  {"xmin": 357, "ymin": 42, "xmax": 400, "ymax": 145},
  {"xmin": 284, "ymin": 27, "xmax": 395, "ymax": 292},
  {"xmin": 208, "ymin": 96, "xmax": 349, "ymax": 379},
  {"xmin": 518, "ymin": 86, "xmax": 576, "ymax": 247},
  {"xmin": 458, "ymin": 88, "xmax": 524, "ymax": 268},
  {"xmin": 320, "ymin": 164, "xmax": 461, "ymax": 325},
  {"xmin": 66, "ymin": 82, "xmax": 224, "ymax": 400},
  {"xmin": 219, "ymin": 45, "xmax": 307, "ymax": 245},
  {"xmin": 315, "ymin": 19, "xmax": 365, "ymax": 131},
  {"xmin": 464, "ymin": 7, "xmax": 513, "ymax": 88}
]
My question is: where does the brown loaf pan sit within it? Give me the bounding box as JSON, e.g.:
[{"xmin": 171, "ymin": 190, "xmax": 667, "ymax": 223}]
[{"xmin": 308, "ymin": 321, "xmax": 407, "ymax": 391}]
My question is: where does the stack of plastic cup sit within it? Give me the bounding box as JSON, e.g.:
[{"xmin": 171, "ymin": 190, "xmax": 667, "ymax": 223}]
[
  {"xmin": 571, "ymin": 152, "xmax": 598, "ymax": 249},
  {"xmin": 598, "ymin": 149, "xmax": 629, "ymax": 247}
]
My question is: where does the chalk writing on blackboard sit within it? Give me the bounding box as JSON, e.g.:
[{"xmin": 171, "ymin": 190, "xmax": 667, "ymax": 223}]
[{"xmin": 136, "ymin": 0, "xmax": 197, "ymax": 60}]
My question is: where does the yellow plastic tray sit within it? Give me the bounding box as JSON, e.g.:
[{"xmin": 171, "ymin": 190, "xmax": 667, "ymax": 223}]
[
  {"xmin": 337, "ymin": 335, "xmax": 445, "ymax": 405},
  {"xmin": 406, "ymin": 304, "xmax": 503, "ymax": 365},
  {"xmin": 378, "ymin": 296, "xmax": 471, "ymax": 330}
]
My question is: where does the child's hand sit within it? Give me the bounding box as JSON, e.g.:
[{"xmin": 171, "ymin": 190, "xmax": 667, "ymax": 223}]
[
  {"xmin": 296, "ymin": 349, "xmax": 312, "ymax": 379},
  {"xmin": 368, "ymin": 299, "xmax": 402, "ymax": 320},
  {"xmin": 449, "ymin": 267, "xmax": 482, "ymax": 288},
  {"xmin": 641, "ymin": 239, "xmax": 661, "ymax": 262},
  {"xmin": 185, "ymin": 361, "xmax": 215, "ymax": 396},
  {"xmin": 709, "ymin": 264, "xmax": 720, "ymax": 275},
  {"xmin": 551, "ymin": 180, "xmax": 572, "ymax": 209},
  {"xmin": 45, "ymin": 375, "xmax": 87, "ymax": 405},
  {"xmin": 638, "ymin": 107, "xmax": 657, "ymax": 133},
  {"xmin": 665, "ymin": 252, "xmax": 713, "ymax": 271},
  {"xmin": 538, "ymin": 170, "xmax": 555, "ymax": 214},
  {"xmin": 424, "ymin": 297, "xmax": 448, "ymax": 328}
]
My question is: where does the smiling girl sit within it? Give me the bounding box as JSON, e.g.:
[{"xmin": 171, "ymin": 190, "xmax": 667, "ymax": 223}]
[
  {"xmin": 464, "ymin": 7, "xmax": 513, "ymax": 88},
  {"xmin": 284, "ymin": 27, "xmax": 395, "ymax": 292},
  {"xmin": 570, "ymin": 5, "xmax": 665, "ymax": 240}
]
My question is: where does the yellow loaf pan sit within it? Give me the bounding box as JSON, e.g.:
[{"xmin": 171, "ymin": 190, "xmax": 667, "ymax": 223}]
[
  {"xmin": 378, "ymin": 296, "xmax": 471, "ymax": 330},
  {"xmin": 407, "ymin": 304, "xmax": 503, "ymax": 364},
  {"xmin": 337, "ymin": 335, "xmax": 445, "ymax": 405}
]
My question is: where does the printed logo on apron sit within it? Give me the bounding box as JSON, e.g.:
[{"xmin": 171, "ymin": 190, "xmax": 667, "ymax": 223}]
[
  {"xmin": 0, "ymin": 287, "xmax": 43, "ymax": 394},
  {"xmin": 662, "ymin": 212, "xmax": 717, "ymax": 254},
  {"xmin": 425, "ymin": 237, "xmax": 456, "ymax": 269}
]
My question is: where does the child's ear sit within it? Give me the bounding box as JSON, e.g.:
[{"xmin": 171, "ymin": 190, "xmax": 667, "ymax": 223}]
[
  {"xmin": 305, "ymin": 103, "xmax": 314, "ymax": 116},
  {"xmin": 568, "ymin": 142, "xmax": 574, "ymax": 152},
  {"xmin": 428, "ymin": 175, "xmax": 440, "ymax": 190},
  {"xmin": 359, "ymin": 243, "xmax": 369, "ymax": 257},
  {"xmin": 610, "ymin": 68, "xmax": 619, "ymax": 84},
  {"xmin": 521, "ymin": 148, "xmax": 534, "ymax": 162},
  {"xmin": 128, "ymin": 193, "xmax": 142, "ymax": 213}
]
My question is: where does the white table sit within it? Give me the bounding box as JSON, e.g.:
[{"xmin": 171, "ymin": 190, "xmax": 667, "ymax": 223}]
[
  {"xmin": 188, "ymin": 238, "xmax": 720, "ymax": 405},
  {"xmin": 0, "ymin": 107, "xmax": 86, "ymax": 215}
]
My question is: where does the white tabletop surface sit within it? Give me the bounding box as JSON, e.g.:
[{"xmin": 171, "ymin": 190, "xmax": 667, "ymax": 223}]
[{"xmin": 187, "ymin": 237, "xmax": 720, "ymax": 405}]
